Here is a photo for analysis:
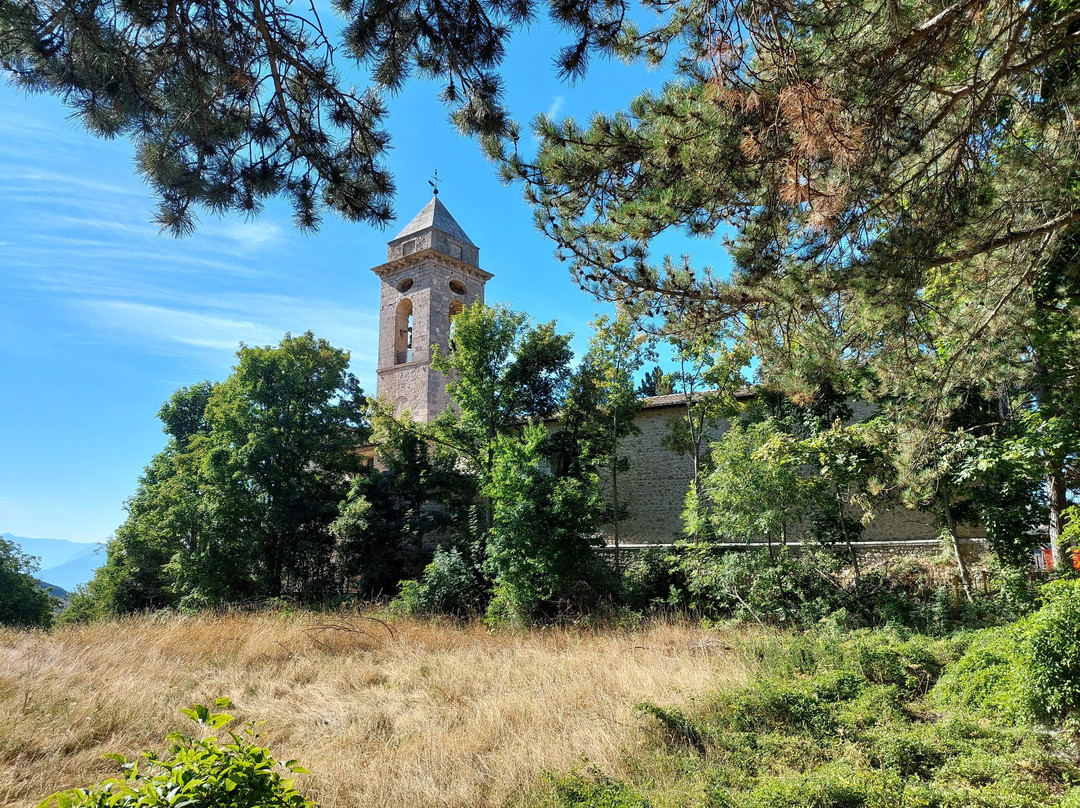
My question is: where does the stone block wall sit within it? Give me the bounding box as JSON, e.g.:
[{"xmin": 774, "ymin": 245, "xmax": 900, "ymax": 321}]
[
  {"xmin": 603, "ymin": 399, "xmax": 972, "ymax": 545},
  {"xmin": 373, "ymin": 250, "xmax": 489, "ymax": 420},
  {"xmin": 605, "ymin": 403, "xmax": 722, "ymax": 543},
  {"xmin": 386, "ymin": 228, "xmax": 480, "ymax": 267}
]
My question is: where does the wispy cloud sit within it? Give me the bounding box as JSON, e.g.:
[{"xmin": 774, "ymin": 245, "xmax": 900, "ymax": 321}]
[
  {"xmin": 532, "ymin": 95, "xmax": 566, "ymax": 144},
  {"xmin": 201, "ymin": 219, "xmax": 285, "ymax": 252},
  {"xmin": 86, "ymin": 301, "xmax": 282, "ymax": 352},
  {"xmin": 77, "ymin": 295, "xmax": 379, "ymax": 376}
]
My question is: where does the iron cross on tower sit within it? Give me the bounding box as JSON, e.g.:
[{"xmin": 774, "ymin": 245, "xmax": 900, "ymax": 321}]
[{"xmin": 428, "ymin": 169, "xmax": 440, "ymax": 196}]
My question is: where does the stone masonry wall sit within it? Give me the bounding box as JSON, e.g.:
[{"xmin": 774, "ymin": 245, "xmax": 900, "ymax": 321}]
[
  {"xmin": 374, "ymin": 250, "xmax": 488, "ymax": 421},
  {"xmin": 606, "ymin": 404, "xmax": 715, "ymax": 544},
  {"xmin": 605, "ymin": 402, "xmax": 974, "ymax": 545},
  {"xmin": 387, "ymin": 227, "xmax": 480, "ymax": 267}
]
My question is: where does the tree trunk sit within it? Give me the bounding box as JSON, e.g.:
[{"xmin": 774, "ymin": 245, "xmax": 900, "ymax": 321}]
[
  {"xmin": 940, "ymin": 488, "xmax": 974, "ymax": 603},
  {"xmin": 612, "ymin": 410, "xmax": 620, "ymax": 575},
  {"xmin": 689, "ymin": 445, "xmax": 703, "ymax": 541},
  {"xmin": 1032, "ymin": 346, "xmax": 1068, "ymax": 569},
  {"xmin": 836, "ymin": 487, "xmax": 860, "ymax": 586},
  {"xmin": 1047, "ymin": 469, "xmax": 1069, "ymax": 569}
]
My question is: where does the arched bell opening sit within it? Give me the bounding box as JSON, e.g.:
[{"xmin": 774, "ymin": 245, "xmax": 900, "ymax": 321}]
[
  {"xmin": 395, "ymin": 298, "xmax": 413, "ymax": 364},
  {"xmin": 448, "ymin": 298, "xmax": 464, "ymax": 324}
]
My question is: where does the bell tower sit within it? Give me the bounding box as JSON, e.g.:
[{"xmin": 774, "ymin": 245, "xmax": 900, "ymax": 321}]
[{"xmin": 373, "ymin": 195, "xmax": 493, "ymax": 422}]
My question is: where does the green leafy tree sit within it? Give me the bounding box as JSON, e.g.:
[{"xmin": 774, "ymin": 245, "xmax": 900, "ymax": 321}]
[
  {"xmin": 637, "ymin": 365, "xmax": 674, "ymax": 397},
  {"xmin": 749, "ymin": 384, "xmax": 887, "ymax": 582},
  {"xmin": 0, "ymin": 537, "xmax": 57, "ymax": 628},
  {"xmin": 82, "ymin": 381, "xmax": 214, "ymax": 614},
  {"xmin": 83, "ymin": 334, "xmax": 369, "ymax": 613},
  {"xmin": 430, "ymin": 301, "xmax": 573, "ymax": 529},
  {"xmin": 546, "ymin": 311, "xmax": 650, "ymax": 569},
  {"xmin": 483, "ymin": 425, "xmax": 603, "ymax": 623},
  {"xmin": 1025, "ymin": 240, "xmax": 1080, "ymax": 567},
  {"xmin": 183, "ymin": 333, "xmax": 369, "ymax": 603},
  {"xmin": 691, "ymin": 419, "xmax": 829, "ymax": 552},
  {"xmin": 400, "ymin": 301, "xmax": 610, "ymax": 619},
  {"xmin": 332, "ymin": 406, "xmax": 477, "ymax": 598},
  {"xmin": 660, "ymin": 333, "xmax": 750, "ymax": 534},
  {"xmin": 507, "ymin": 1, "xmax": 1080, "ymax": 567}
]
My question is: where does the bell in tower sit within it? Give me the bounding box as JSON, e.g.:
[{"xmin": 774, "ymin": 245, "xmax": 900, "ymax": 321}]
[{"xmin": 372, "ymin": 195, "xmax": 493, "ymax": 422}]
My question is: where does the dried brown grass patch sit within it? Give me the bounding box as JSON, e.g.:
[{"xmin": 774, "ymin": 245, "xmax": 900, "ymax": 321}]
[{"xmin": 0, "ymin": 612, "xmax": 753, "ymax": 808}]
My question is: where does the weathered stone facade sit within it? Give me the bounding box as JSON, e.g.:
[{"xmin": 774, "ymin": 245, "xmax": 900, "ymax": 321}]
[
  {"xmin": 373, "ymin": 197, "xmax": 492, "ymax": 422},
  {"xmin": 603, "ymin": 396, "xmax": 974, "ymax": 545}
]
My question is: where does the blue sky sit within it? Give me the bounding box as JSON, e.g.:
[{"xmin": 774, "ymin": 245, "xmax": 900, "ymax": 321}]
[{"xmin": 0, "ymin": 21, "xmax": 731, "ymax": 545}]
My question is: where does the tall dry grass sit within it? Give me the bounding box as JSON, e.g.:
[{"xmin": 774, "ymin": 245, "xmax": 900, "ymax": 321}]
[{"xmin": 0, "ymin": 612, "xmax": 754, "ymax": 808}]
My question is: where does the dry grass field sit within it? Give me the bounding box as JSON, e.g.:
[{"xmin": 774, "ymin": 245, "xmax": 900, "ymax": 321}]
[{"xmin": 0, "ymin": 612, "xmax": 754, "ymax": 808}]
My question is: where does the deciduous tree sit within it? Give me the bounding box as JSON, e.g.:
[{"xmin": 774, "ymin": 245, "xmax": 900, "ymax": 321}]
[
  {"xmin": 80, "ymin": 333, "xmax": 369, "ymax": 612},
  {"xmin": 0, "ymin": 537, "xmax": 57, "ymax": 627}
]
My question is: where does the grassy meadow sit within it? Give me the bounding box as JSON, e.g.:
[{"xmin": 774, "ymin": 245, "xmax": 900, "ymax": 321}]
[
  {"xmin": 6, "ymin": 604, "xmax": 1080, "ymax": 808},
  {"xmin": 0, "ymin": 612, "xmax": 750, "ymax": 808}
]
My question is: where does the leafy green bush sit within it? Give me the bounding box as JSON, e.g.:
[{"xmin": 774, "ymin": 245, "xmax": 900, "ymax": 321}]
[
  {"xmin": 551, "ymin": 770, "xmax": 651, "ymax": 808},
  {"xmin": 483, "ymin": 427, "xmax": 603, "ymax": 624},
  {"xmin": 394, "ymin": 546, "xmax": 485, "ymax": 616},
  {"xmin": 677, "ymin": 547, "xmax": 848, "ymax": 627},
  {"xmin": 626, "ymin": 624, "xmax": 1079, "ymax": 808},
  {"xmin": 931, "ymin": 627, "xmax": 1031, "ymax": 722},
  {"xmin": 1027, "ymin": 578, "xmax": 1080, "ymax": 723},
  {"xmin": 634, "ymin": 702, "xmax": 708, "ymax": 753},
  {"xmin": 38, "ymin": 699, "xmax": 317, "ymax": 808},
  {"xmin": 734, "ymin": 763, "xmax": 891, "ymax": 808},
  {"xmin": 619, "ymin": 545, "xmax": 692, "ymax": 613}
]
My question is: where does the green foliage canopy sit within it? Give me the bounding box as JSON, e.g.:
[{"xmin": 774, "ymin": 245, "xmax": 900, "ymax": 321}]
[
  {"xmin": 83, "ymin": 333, "xmax": 369, "ymax": 612},
  {"xmin": 0, "ymin": 537, "xmax": 57, "ymax": 628}
]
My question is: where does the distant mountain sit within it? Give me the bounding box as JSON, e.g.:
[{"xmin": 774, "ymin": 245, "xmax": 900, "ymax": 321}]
[
  {"xmin": 2, "ymin": 533, "xmax": 105, "ymax": 591},
  {"xmin": 37, "ymin": 580, "xmax": 70, "ymax": 600}
]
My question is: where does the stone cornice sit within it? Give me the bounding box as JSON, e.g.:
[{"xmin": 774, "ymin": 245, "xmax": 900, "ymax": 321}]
[
  {"xmin": 376, "ymin": 359, "xmax": 436, "ymax": 374},
  {"xmin": 371, "ymin": 248, "xmax": 494, "ymax": 282}
]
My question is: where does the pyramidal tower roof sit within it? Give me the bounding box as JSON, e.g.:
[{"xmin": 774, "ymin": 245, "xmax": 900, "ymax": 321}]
[{"xmin": 393, "ymin": 196, "xmax": 475, "ymax": 247}]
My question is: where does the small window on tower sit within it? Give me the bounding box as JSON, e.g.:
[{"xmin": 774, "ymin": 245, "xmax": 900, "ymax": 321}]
[
  {"xmin": 448, "ymin": 279, "xmax": 467, "ymax": 295},
  {"xmin": 397, "ymin": 277, "xmax": 414, "ymax": 293},
  {"xmin": 402, "ymin": 239, "xmax": 417, "ymax": 256}
]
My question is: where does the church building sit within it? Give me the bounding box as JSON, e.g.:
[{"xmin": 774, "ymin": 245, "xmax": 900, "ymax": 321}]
[{"xmin": 369, "ymin": 195, "xmax": 964, "ymax": 548}]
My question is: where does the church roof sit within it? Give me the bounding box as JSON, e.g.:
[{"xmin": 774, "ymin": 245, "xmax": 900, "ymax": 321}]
[
  {"xmin": 393, "ymin": 196, "xmax": 476, "ymax": 246},
  {"xmin": 640, "ymin": 388, "xmax": 757, "ymax": 409}
]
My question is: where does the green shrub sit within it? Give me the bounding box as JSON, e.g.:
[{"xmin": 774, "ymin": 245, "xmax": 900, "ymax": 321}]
[
  {"xmin": 619, "ymin": 546, "xmax": 691, "ymax": 612},
  {"xmin": 394, "ymin": 546, "xmax": 485, "ymax": 616},
  {"xmin": 551, "ymin": 770, "xmax": 651, "ymax": 808},
  {"xmin": 38, "ymin": 699, "xmax": 316, "ymax": 808},
  {"xmin": 725, "ymin": 680, "xmax": 837, "ymax": 736},
  {"xmin": 931, "ymin": 627, "xmax": 1031, "ymax": 722},
  {"xmin": 1027, "ymin": 578, "xmax": 1080, "ymax": 722},
  {"xmin": 634, "ymin": 702, "xmax": 708, "ymax": 753},
  {"xmin": 1060, "ymin": 787, "xmax": 1080, "ymax": 808},
  {"xmin": 0, "ymin": 537, "xmax": 58, "ymax": 628},
  {"xmin": 737, "ymin": 763, "xmax": 892, "ymax": 808},
  {"xmin": 677, "ymin": 548, "xmax": 848, "ymax": 627}
]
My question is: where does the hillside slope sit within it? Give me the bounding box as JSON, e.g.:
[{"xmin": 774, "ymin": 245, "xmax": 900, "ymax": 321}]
[{"xmin": 1, "ymin": 534, "xmax": 104, "ymax": 590}]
